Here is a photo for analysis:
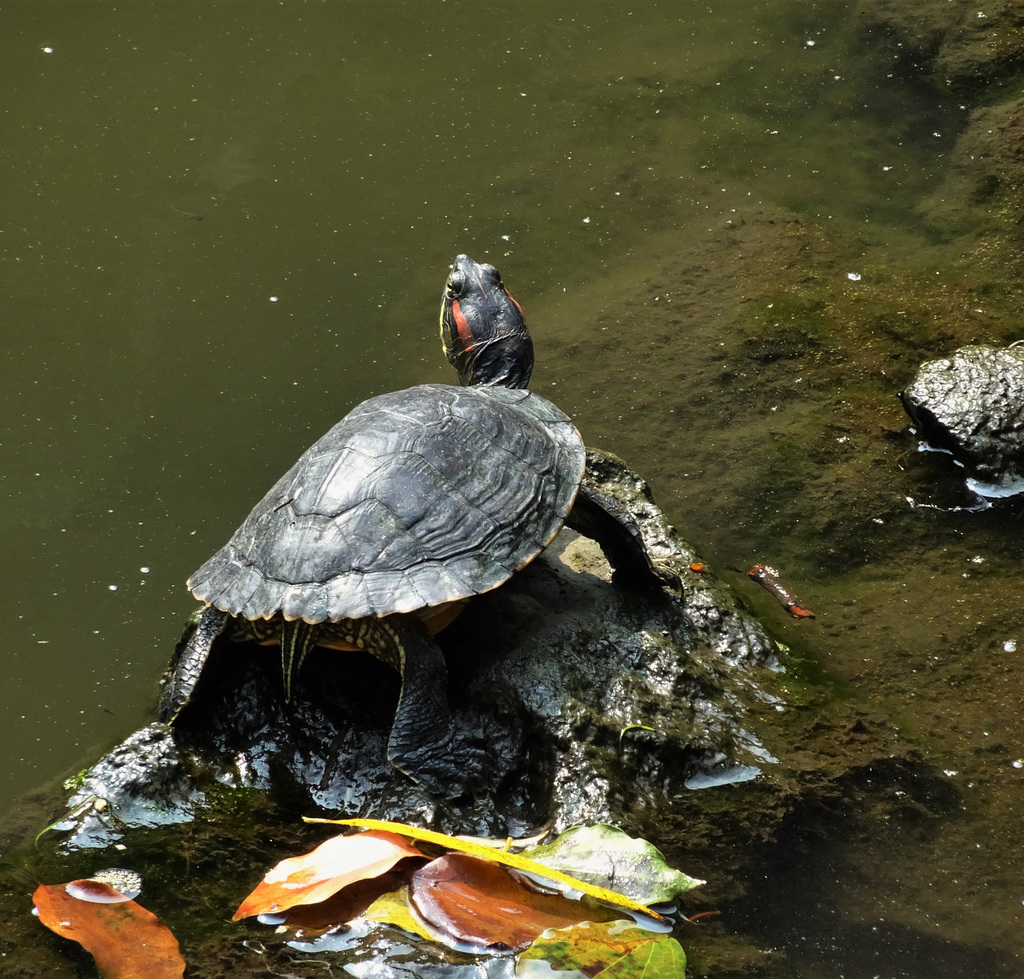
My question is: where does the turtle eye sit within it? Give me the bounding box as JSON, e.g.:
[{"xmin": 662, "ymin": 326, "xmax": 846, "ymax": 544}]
[{"xmin": 446, "ymin": 271, "xmax": 465, "ymax": 298}]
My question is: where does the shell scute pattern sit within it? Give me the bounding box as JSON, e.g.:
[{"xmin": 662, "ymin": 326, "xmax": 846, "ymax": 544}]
[{"xmin": 187, "ymin": 384, "xmax": 585, "ymax": 624}]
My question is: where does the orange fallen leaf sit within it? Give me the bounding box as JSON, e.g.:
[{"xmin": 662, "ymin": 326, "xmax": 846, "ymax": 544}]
[
  {"xmin": 276, "ymin": 868, "xmax": 415, "ymax": 934},
  {"xmin": 233, "ymin": 830, "xmax": 424, "ymax": 920},
  {"xmin": 409, "ymin": 853, "xmax": 621, "ymax": 951},
  {"xmin": 33, "ymin": 881, "xmax": 184, "ymax": 979}
]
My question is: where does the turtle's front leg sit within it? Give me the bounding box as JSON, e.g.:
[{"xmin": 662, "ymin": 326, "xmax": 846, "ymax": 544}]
[
  {"xmin": 566, "ymin": 477, "xmax": 679, "ymax": 590},
  {"xmin": 159, "ymin": 605, "xmax": 230, "ymax": 723}
]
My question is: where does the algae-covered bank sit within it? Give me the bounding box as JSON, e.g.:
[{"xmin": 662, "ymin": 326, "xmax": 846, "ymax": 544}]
[{"xmin": 2, "ymin": 1, "xmax": 1023, "ymax": 976}]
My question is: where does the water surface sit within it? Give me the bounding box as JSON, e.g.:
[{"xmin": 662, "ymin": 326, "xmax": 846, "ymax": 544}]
[{"xmin": 3, "ymin": 2, "xmax": 1021, "ymax": 976}]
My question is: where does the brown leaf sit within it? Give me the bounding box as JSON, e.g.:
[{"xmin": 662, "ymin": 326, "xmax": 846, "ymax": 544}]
[
  {"xmin": 33, "ymin": 881, "xmax": 185, "ymax": 979},
  {"xmin": 409, "ymin": 853, "xmax": 622, "ymax": 951},
  {"xmin": 233, "ymin": 830, "xmax": 424, "ymax": 920}
]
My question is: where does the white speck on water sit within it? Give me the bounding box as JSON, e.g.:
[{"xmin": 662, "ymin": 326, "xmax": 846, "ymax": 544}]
[
  {"xmin": 269, "ymin": 296, "xmax": 279, "ymax": 303},
  {"xmin": 582, "ymin": 217, "xmax": 591, "ymax": 224},
  {"xmin": 42, "ymin": 46, "xmax": 53, "ymax": 54},
  {"xmin": 806, "ymin": 39, "xmax": 815, "ymax": 46},
  {"xmin": 108, "ymin": 585, "xmax": 118, "ymax": 591},
  {"xmin": 140, "ymin": 567, "xmax": 151, "ymax": 574},
  {"xmin": 943, "ymin": 769, "xmax": 958, "ymax": 777},
  {"xmin": 847, "ymin": 272, "xmax": 862, "ymax": 281},
  {"xmin": 1012, "ymin": 759, "xmax": 1023, "ymax": 769},
  {"xmin": 500, "ymin": 234, "xmax": 510, "ymax": 241},
  {"xmin": 1004, "ymin": 639, "xmax": 1017, "ymax": 652}
]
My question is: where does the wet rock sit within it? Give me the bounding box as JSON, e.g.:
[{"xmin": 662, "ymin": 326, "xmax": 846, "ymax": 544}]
[
  {"xmin": 900, "ymin": 344, "xmax": 1024, "ymax": 495},
  {"xmin": 51, "ymin": 451, "xmax": 781, "ymax": 846},
  {"xmin": 54, "ymin": 723, "xmax": 205, "ymax": 850}
]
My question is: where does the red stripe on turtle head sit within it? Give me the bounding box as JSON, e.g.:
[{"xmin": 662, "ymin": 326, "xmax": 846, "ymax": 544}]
[{"xmin": 451, "ymin": 300, "xmax": 475, "ymax": 350}]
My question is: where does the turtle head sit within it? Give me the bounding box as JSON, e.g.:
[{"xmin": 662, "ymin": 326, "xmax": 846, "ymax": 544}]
[{"xmin": 440, "ymin": 254, "xmax": 534, "ymax": 389}]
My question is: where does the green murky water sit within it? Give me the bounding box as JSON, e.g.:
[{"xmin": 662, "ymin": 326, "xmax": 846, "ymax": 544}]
[{"xmin": 3, "ymin": 2, "xmax": 1022, "ymax": 976}]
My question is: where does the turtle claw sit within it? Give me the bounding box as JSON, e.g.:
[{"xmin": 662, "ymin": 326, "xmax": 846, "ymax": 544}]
[{"xmin": 653, "ymin": 564, "xmax": 683, "ymax": 594}]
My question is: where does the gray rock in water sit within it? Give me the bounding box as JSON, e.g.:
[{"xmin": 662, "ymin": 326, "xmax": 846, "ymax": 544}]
[
  {"xmin": 52, "ymin": 450, "xmax": 782, "ymax": 847},
  {"xmin": 53, "ymin": 723, "xmax": 205, "ymax": 849},
  {"xmin": 901, "ymin": 344, "xmax": 1024, "ymax": 496}
]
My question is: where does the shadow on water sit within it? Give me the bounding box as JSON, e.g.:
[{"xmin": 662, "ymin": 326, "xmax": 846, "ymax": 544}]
[
  {"xmin": 2, "ymin": 0, "xmax": 1024, "ymax": 976},
  {"xmin": 734, "ymin": 824, "xmax": 1019, "ymax": 979}
]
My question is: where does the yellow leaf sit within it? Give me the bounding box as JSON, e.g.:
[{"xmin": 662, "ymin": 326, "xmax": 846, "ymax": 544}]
[{"xmin": 362, "ymin": 886, "xmax": 435, "ymax": 943}]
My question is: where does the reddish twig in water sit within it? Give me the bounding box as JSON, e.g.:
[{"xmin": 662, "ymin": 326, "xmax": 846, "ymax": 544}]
[
  {"xmin": 747, "ymin": 564, "xmax": 815, "ymax": 618},
  {"xmin": 682, "ymin": 910, "xmax": 722, "ymax": 925}
]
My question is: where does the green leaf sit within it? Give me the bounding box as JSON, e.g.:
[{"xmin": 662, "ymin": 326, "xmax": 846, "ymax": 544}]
[
  {"xmin": 602, "ymin": 934, "xmax": 686, "ymax": 978},
  {"xmin": 523, "ymin": 825, "xmax": 703, "ymax": 906},
  {"xmin": 517, "ymin": 922, "xmax": 685, "ymax": 978}
]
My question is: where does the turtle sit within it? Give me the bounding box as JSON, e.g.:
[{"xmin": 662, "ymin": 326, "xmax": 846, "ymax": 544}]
[{"xmin": 160, "ymin": 253, "xmax": 673, "ymax": 792}]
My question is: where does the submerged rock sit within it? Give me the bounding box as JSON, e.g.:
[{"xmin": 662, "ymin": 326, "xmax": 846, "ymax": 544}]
[
  {"xmin": 900, "ymin": 344, "xmax": 1024, "ymax": 496},
  {"xmin": 918, "ymin": 95, "xmax": 1024, "ymax": 239},
  {"xmin": 857, "ymin": 0, "xmax": 1024, "ymax": 90},
  {"xmin": 52, "ymin": 451, "xmax": 781, "ymax": 848}
]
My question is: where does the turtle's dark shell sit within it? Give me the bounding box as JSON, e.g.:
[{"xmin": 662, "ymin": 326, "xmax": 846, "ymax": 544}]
[{"xmin": 188, "ymin": 383, "xmax": 585, "ymax": 624}]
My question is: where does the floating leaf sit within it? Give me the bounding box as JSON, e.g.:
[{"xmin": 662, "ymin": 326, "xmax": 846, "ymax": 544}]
[
  {"xmin": 517, "ymin": 921, "xmax": 686, "ymax": 978},
  {"xmin": 306, "ymin": 817, "xmax": 666, "ymax": 923},
  {"xmin": 275, "ymin": 868, "xmax": 414, "ymax": 935},
  {"xmin": 233, "ymin": 830, "xmax": 424, "ymax": 920},
  {"xmin": 33, "ymin": 881, "xmax": 185, "ymax": 979},
  {"xmin": 409, "ymin": 853, "xmax": 622, "ymax": 951},
  {"xmin": 524, "ymin": 824, "xmax": 703, "ymax": 905}
]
